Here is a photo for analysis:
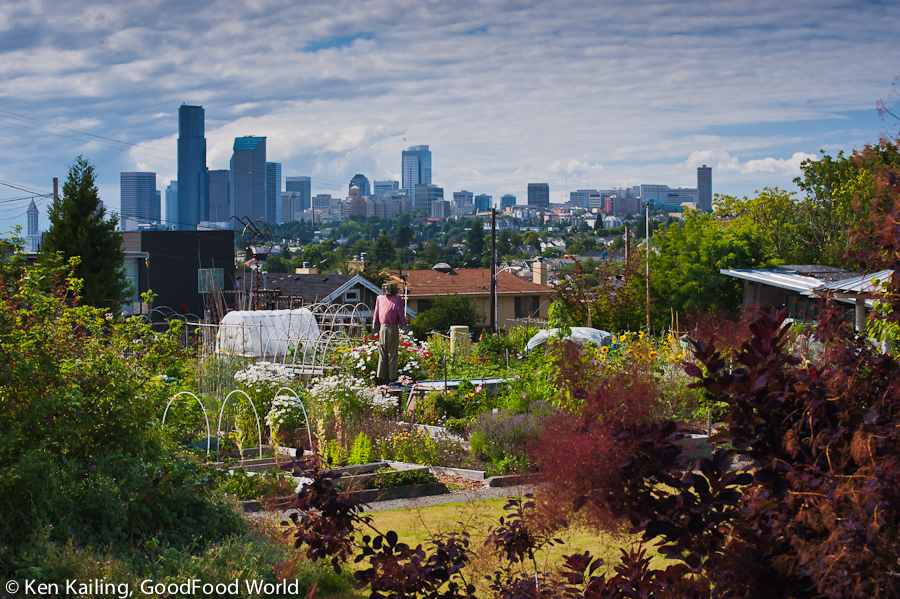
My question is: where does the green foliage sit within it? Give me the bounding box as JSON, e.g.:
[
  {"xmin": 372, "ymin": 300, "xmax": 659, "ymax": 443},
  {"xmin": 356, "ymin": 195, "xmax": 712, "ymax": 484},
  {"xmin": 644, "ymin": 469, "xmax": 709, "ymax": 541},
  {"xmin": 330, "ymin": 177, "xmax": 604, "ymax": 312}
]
[
  {"xmin": 366, "ymin": 468, "xmax": 439, "ymax": 489},
  {"xmin": 548, "ymin": 301, "xmax": 573, "ymax": 337},
  {"xmin": 39, "ymin": 156, "xmax": 131, "ymax": 311},
  {"xmin": 377, "ymin": 425, "xmax": 438, "ymax": 465},
  {"xmin": 347, "ymin": 432, "xmax": 374, "ymax": 465},
  {"xmin": 411, "ymin": 293, "xmax": 485, "ymax": 340},
  {"xmin": 217, "ymin": 468, "xmax": 293, "ymax": 500},
  {"xmin": 373, "ymin": 231, "xmax": 396, "ymax": 266}
]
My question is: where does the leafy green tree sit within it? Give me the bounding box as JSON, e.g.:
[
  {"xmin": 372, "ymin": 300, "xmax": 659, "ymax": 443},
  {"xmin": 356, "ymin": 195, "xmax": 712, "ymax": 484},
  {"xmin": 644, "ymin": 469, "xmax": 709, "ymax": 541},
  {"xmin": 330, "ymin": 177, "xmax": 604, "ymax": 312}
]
[
  {"xmin": 465, "ymin": 219, "xmax": 485, "ymax": 265},
  {"xmin": 715, "ymin": 187, "xmax": 800, "ymax": 263},
  {"xmin": 411, "ymin": 293, "xmax": 485, "ymax": 340},
  {"xmin": 650, "ymin": 210, "xmax": 768, "ymax": 315},
  {"xmin": 373, "ymin": 231, "xmax": 395, "ymax": 266},
  {"xmin": 497, "ymin": 230, "xmax": 514, "ymax": 258},
  {"xmin": 39, "ymin": 156, "xmax": 131, "ymax": 311},
  {"xmin": 394, "ymin": 224, "xmax": 414, "ymax": 248},
  {"xmin": 262, "ymin": 254, "xmax": 290, "ymax": 273}
]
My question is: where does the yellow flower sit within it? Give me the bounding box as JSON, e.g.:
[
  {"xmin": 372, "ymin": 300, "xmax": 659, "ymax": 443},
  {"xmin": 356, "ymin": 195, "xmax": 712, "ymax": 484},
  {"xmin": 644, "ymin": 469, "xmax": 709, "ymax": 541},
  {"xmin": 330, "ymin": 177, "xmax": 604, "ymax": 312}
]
[
  {"xmin": 599, "ymin": 354, "xmax": 607, "ymax": 362},
  {"xmin": 600, "ymin": 346, "xmax": 609, "ymax": 354},
  {"xmin": 639, "ymin": 331, "xmax": 645, "ymax": 339},
  {"xmin": 649, "ymin": 351, "xmax": 657, "ymax": 360}
]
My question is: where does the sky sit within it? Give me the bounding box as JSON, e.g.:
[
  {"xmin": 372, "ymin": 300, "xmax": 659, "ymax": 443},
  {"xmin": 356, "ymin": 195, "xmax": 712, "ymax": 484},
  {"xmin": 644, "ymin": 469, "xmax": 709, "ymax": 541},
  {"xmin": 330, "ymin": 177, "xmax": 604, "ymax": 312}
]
[{"xmin": 1, "ymin": 0, "xmax": 898, "ymax": 231}]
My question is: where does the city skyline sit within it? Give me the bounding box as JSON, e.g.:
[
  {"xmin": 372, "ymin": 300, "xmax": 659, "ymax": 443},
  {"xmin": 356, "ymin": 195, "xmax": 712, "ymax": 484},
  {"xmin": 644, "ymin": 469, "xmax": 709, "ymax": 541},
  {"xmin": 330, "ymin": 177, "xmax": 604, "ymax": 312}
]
[{"xmin": 1, "ymin": 1, "xmax": 897, "ymax": 230}]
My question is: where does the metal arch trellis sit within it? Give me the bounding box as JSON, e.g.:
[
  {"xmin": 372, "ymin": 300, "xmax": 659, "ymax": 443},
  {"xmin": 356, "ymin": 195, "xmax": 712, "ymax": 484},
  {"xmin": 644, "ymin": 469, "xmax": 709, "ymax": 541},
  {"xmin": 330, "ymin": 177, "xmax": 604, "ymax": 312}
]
[
  {"xmin": 161, "ymin": 391, "xmax": 212, "ymax": 456},
  {"xmin": 216, "ymin": 389, "xmax": 263, "ymax": 461},
  {"xmin": 271, "ymin": 386, "xmax": 314, "ymax": 451}
]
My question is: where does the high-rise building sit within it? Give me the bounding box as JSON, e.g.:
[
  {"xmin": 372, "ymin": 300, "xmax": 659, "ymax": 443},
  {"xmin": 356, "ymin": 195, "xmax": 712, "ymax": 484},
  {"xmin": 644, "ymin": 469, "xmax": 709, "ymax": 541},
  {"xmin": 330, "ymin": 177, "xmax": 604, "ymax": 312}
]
[
  {"xmin": 349, "ymin": 174, "xmax": 370, "ymax": 196},
  {"xmin": 414, "ymin": 184, "xmax": 443, "ymax": 215},
  {"xmin": 120, "ymin": 172, "xmax": 159, "ymax": 231},
  {"xmin": 697, "ymin": 165, "xmax": 712, "ymax": 211},
  {"xmin": 402, "ymin": 145, "xmax": 432, "ymax": 195},
  {"xmin": 176, "ymin": 104, "xmax": 208, "ymax": 230},
  {"xmin": 208, "ymin": 170, "xmax": 231, "ymax": 223},
  {"xmin": 373, "ymin": 180, "xmax": 399, "ymax": 197},
  {"xmin": 431, "ymin": 199, "xmax": 451, "ymax": 219},
  {"xmin": 230, "ymin": 136, "xmax": 267, "ymax": 223},
  {"xmin": 475, "ymin": 194, "xmax": 492, "ymax": 212},
  {"xmin": 500, "ymin": 194, "xmax": 516, "ymax": 209},
  {"xmin": 165, "ymin": 181, "xmax": 177, "ymax": 228},
  {"xmin": 286, "ymin": 176, "xmax": 311, "ymax": 213},
  {"xmin": 266, "ymin": 162, "xmax": 282, "ymax": 222},
  {"xmin": 569, "ymin": 189, "xmax": 597, "ymax": 208},
  {"xmin": 312, "ymin": 193, "xmax": 332, "ymax": 209},
  {"xmin": 527, "ymin": 183, "xmax": 550, "ymax": 207},
  {"xmin": 25, "ymin": 199, "xmax": 41, "ymax": 252}
]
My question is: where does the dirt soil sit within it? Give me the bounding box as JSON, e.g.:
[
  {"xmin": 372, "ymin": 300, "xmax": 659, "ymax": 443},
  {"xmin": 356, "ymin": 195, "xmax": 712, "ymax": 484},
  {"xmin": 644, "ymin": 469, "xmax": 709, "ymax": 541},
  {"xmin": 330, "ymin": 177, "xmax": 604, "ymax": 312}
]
[{"xmin": 433, "ymin": 472, "xmax": 485, "ymax": 493}]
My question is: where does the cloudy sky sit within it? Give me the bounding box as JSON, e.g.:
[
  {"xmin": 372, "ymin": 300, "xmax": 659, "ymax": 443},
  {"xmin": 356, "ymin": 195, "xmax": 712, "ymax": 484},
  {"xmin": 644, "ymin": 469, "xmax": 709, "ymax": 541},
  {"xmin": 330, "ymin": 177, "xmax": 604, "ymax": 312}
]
[{"xmin": 1, "ymin": 0, "xmax": 898, "ymax": 230}]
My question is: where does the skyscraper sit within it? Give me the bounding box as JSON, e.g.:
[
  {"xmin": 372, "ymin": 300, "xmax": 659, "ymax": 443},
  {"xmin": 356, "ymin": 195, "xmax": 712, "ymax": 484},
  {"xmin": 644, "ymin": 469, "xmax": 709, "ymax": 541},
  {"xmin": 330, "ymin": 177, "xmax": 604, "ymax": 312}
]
[
  {"xmin": 527, "ymin": 183, "xmax": 550, "ymax": 207},
  {"xmin": 373, "ymin": 180, "xmax": 399, "ymax": 197},
  {"xmin": 697, "ymin": 165, "xmax": 712, "ymax": 211},
  {"xmin": 165, "ymin": 181, "xmax": 177, "ymax": 228},
  {"xmin": 120, "ymin": 172, "xmax": 159, "ymax": 231},
  {"xmin": 500, "ymin": 194, "xmax": 516, "ymax": 209},
  {"xmin": 402, "ymin": 145, "xmax": 432, "ymax": 195},
  {"xmin": 349, "ymin": 174, "xmax": 370, "ymax": 196},
  {"xmin": 475, "ymin": 194, "xmax": 492, "ymax": 212},
  {"xmin": 414, "ymin": 184, "xmax": 443, "ymax": 215},
  {"xmin": 208, "ymin": 170, "xmax": 231, "ymax": 223},
  {"xmin": 230, "ymin": 136, "xmax": 267, "ymax": 223},
  {"xmin": 284, "ymin": 176, "xmax": 311, "ymax": 221},
  {"xmin": 266, "ymin": 162, "xmax": 282, "ymax": 222},
  {"xmin": 177, "ymin": 105, "xmax": 208, "ymax": 230},
  {"xmin": 25, "ymin": 199, "xmax": 40, "ymax": 252}
]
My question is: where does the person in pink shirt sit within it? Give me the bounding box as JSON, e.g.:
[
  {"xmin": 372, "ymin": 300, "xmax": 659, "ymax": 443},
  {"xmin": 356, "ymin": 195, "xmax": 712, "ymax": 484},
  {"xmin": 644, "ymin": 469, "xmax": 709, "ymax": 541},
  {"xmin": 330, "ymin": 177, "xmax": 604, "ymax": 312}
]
[{"xmin": 373, "ymin": 282, "xmax": 407, "ymax": 382}]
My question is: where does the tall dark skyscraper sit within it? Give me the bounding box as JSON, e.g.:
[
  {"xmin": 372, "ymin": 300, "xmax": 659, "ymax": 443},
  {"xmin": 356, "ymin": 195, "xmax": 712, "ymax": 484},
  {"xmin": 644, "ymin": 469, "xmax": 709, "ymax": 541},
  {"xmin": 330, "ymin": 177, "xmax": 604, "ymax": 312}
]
[
  {"xmin": 177, "ymin": 105, "xmax": 208, "ymax": 230},
  {"xmin": 285, "ymin": 176, "xmax": 311, "ymax": 217},
  {"xmin": 402, "ymin": 145, "xmax": 432, "ymax": 195},
  {"xmin": 230, "ymin": 136, "xmax": 267, "ymax": 223},
  {"xmin": 527, "ymin": 183, "xmax": 550, "ymax": 207},
  {"xmin": 697, "ymin": 165, "xmax": 712, "ymax": 211},
  {"xmin": 120, "ymin": 172, "xmax": 159, "ymax": 231}
]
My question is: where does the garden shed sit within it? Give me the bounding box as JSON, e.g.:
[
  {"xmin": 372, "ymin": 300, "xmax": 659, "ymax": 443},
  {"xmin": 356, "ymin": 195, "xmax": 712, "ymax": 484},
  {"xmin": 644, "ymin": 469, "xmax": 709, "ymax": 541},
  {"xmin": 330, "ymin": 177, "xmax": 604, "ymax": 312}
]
[{"xmin": 216, "ymin": 308, "xmax": 319, "ymax": 359}]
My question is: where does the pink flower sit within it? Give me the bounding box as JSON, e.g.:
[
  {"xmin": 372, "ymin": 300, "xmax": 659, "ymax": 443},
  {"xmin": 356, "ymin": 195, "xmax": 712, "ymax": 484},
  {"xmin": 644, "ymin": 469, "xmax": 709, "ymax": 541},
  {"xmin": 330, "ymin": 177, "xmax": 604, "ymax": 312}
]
[
  {"xmin": 522, "ymin": 393, "xmax": 527, "ymax": 399},
  {"xmin": 476, "ymin": 386, "xmax": 483, "ymax": 393}
]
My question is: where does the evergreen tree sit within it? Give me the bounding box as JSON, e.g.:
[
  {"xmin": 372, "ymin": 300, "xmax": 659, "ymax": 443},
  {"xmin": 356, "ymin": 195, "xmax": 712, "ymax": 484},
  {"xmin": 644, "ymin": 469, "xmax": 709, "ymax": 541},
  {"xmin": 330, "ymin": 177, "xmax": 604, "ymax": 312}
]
[
  {"xmin": 373, "ymin": 231, "xmax": 395, "ymax": 266},
  {"xmin": 40, "ymin": 156, "xmax": 131, "ymax": 311}
]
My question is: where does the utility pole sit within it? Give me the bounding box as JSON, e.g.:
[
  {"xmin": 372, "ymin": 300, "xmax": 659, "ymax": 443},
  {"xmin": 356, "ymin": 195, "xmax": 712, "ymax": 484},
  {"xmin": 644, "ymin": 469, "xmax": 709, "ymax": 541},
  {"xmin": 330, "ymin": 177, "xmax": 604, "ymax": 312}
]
[
  {"xmin": 490, "ymin": 208, "xmax": 497, "ymax": 333},
  {"xmin": 53, "ymin": 177, "xmax": 59, "ymax": 205},
  {"xmin": 645, "ymin": 201, "xmax": 651, "ymax": 333}
]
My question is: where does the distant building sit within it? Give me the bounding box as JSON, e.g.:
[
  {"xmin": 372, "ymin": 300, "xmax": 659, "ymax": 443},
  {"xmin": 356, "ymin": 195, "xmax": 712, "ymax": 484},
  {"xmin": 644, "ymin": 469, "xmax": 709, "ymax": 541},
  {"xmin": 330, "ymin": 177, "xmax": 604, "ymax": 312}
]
[
  {"xmin": 285, "ymin": 176, "xmax": 311, "ymax": 218},
  {"xmin": 176, "ymin": 105, "xmax": 208, "ymax": 230},
  {"xmin": 230, "ymin": 136, "xmax": 267, "ymax": 223},
  {"xmin": 25, "ymin": 199, "xmax": 41, "ymax": 252},
  {"xmin": 475, "ymin": 194, "xmax": 492, "ymax": 212},
  {"xmin": 208, "ymin": 170, "xmax": 231, "ymax": 223},
  {"xmin": 667, "ymin": 187, "xmax": 699, "ymax": 206},
  {"xmin": 348, "ymin": 185, "xmax": 367, "ymax": 217},
  {"xmin": 312, "ymin": 193, "xmax": 332, "ymax": 209},
  {"xmin": 165, "ymin": 181, "xmax": 177, "ymax": 227},
  {"xmin": 373, "ymin": 180, "xmax": 399, "ymax": 197},
  {"xmin": 120, "ymin": 172, "xmax": 159, "ymax": 231},
  {"xmin": 349, "ymin": 174, "xmax": 371, "ymax": 196},
  {"xmin": 501, "ymin": 194, "xmax": 516, "ymax": 209},
  {"xmin": 402, "ymin": 145, "xmax": 432, "ymax": 195},
  {"xmin": 266, "ymin": 162, "xmax": 282, "ymax": 223},
  {"xmin": 414, "ymin": 184, "xmax": 443, "ymax": 215},
  {"xmin": 527, "ymin": 183, "xmax": 550, "ymax": 207},
  {"xmin": 431, "ymin": 199, "xmax": 451, "ymax": 219},
  {"xmin": 698, "ymin": 165, "xmax": 712, "ymax": 211}
]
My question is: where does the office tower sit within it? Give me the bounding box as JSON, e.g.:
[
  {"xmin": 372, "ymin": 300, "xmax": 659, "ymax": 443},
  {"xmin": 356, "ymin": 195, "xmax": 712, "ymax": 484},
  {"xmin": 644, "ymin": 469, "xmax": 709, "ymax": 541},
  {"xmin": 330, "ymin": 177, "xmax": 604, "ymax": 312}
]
[
  {"xmin": 570, "ymin": 189, "xmax": 597, "ymax": 208},
  {"xmin": 402, "ymin": 145, "xmax": 432, "ymax": 194},
  {"xmin": 120, "ymin": 172, "xmax": 158, "ymax": 231},
  {"xmin": 500, "ymin": 194, "xmax": 516, "ymax": 209},
  {"xmin": 414, "ymin": 183, "xmax": 443, "ymax": 215},
  {"xmin": 373, "ymin": 180, "xmax": 399, "ymax": 197},
  {"xmin": 527, "ymin": 183, "xmax": 550, "ymax": 207},
  {"xmin": 431, "ymin": 200, "xmax": 451, "ymax": 219},
  {"xmin": 349, "ymin": 174, "xmax": 370, "ymax": 196},
  {"xmin": 25, "ymin": 199, "xmax": 40, "ymax": 252},
  {"xmin": 697, "ymin": 165, "xmax": 712, "ymax": 211},
  {"xmin": 453, "ymin": 190, "xmax": 473, "ymax": 205},
  {"xmin": 165, "ymin": 181, "xmax": 177, "ymax": 228},
  {"xmin": 176, "ymin": 104, "xmax": 208, "ymax": 230},
  {"xmin": 208, "ymin": 170, "xmax": 231, "ymax": 223},
  {"xmin": 230, "ymin": 136, "xmax": 267, "ymax": 223},
  {"xmin": 475, "ymin": 194, "xmax": 492, "ymax": 212},
  {"xmin": 286, "ymin": 176, "xmax": 311, "ymax": 212},
  {"xmin": 266, "ymin": 162, "xmax": 282, "ymax": 222},
  {"xmin": 312, "ymin": 193, "xmax": 332, "ymax": 209}
]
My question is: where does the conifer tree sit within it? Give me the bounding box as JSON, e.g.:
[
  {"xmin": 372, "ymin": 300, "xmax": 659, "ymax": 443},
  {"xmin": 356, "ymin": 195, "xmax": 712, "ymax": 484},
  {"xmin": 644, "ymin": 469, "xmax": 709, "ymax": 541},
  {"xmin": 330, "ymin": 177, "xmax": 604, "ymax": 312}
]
[{"xmin": 40, "ymin": 156, "xmax": 131, "ymax": 311}]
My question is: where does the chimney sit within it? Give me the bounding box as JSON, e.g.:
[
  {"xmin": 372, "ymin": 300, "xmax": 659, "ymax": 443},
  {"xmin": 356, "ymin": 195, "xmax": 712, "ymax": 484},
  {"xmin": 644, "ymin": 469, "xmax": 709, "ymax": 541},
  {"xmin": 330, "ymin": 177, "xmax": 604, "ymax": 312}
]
[
  {"xmin": 533, "ymin": 258, "xmax": 548, "ymax": 286},
  {"xmin": 295, "ymin": 266, "xmax": 318, "ymax": 275}
]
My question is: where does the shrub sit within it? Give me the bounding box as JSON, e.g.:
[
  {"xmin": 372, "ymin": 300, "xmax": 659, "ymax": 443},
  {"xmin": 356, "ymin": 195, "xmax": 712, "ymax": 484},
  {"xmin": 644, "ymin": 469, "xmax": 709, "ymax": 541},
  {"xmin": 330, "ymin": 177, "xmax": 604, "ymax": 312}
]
[
  {"xmin": 468, "ymin": 401, "xmax": 555, "ymax": 475},
  {"xmin": 347, "ymin": 432, "xmax": 374, "ymax": 466}
]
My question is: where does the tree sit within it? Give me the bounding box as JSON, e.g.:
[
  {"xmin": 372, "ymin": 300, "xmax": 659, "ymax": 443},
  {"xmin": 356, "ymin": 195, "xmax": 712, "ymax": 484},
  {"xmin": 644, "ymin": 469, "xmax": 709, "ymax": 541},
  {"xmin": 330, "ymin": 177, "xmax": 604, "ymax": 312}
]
[
  {"xmin": 39, "ymin": 156, "xmax": 131, "ymax": 311},
  {"xmin": 411, "ymin": 293, "xmax": 485, "ymax": 340},
  {"xmin": 651, "ymin": 210, "xmax": 768, "ymax": 315},
  {"xmin": 715, "ymin": 187, "xmax": 800, "ymax": 263},
  {"xmin": 373, "ymin": 231, "xmax": 395, "ymax": 266},
  {"xmin": 394, "ymin": 224, "xmax": 414, "ymax": 249},
  {"xmin": 465, "ymin": 220, "xmax": 485, "ymax": 265}
]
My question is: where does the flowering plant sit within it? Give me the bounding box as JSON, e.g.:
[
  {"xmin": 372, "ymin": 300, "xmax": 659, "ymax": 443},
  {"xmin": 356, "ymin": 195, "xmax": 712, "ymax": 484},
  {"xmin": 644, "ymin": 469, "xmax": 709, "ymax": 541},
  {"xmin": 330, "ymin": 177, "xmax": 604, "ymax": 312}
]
[
  {"xmin": 266, "ymin": 393, "xmax": 308, "ymax": 432},
  {"xmin": 339, "ymin": 332, "xmax": 434, "ymax": 382},
  {"xmin": 231, "ymin": 361, "xmax": 296, "ymax": 446}
]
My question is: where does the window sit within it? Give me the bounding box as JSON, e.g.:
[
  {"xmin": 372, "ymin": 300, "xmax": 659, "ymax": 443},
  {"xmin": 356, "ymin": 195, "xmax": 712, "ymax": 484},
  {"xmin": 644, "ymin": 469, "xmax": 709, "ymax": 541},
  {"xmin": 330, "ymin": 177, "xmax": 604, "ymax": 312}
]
[
  {"xmin": 344, "ymin": 289, "xmax": 360, "ymax": 303},
  {"xmin": 515, "ymin": 295, "xmax": 540, "ymax": 319},
  {"xmin": 198, "ymin": 268, "xmax": 224, "ymax": 294}
]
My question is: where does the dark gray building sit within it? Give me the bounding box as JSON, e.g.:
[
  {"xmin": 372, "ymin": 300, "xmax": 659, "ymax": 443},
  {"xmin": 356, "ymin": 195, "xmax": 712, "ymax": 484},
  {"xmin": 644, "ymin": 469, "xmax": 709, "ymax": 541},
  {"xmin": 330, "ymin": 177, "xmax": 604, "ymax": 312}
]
[
  {"xmin": 208, "ymin": 170, "xmax": 231, "ymax": 223},
  {"xmin": 527, "ymin": 183, "xmax": 550, "ymax": 207},
  {"xmin": 349, "ymin": 174, "xmax": 370, "ymax": 196},
  {"xmin": 177, "ymin": 105, "xmax": 208, "ymax": 230},
  {"xmin": 697, "ymin": 165, "xmax": 712, "ymax": 212},
  {"xmin": 500, "ymin": 194, "xmax": 516, "ymax": 209},
  {"xmin": 120, "ymin": 172, "xmax": 159, "ymax": 231},
  {"xmin": 230, "ymin": 136, "xmax": 267, "ymax": 224}
]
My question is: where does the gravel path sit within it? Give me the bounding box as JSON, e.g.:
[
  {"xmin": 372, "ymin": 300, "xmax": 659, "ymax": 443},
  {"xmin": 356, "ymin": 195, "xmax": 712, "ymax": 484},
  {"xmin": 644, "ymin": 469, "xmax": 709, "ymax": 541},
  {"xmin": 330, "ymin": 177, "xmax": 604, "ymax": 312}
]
[{"xmin": 361, "ymin": 483, "xmax": 540, "ymax": 512}]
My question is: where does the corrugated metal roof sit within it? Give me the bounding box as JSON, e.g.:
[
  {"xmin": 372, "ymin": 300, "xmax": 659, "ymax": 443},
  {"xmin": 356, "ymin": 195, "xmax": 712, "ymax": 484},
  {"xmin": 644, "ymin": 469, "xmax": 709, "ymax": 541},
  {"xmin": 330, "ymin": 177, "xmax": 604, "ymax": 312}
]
[
  {"xmin": 814, "ymin": 269, "xmax": 894, "ymax": 296},
  {"xmin": 719, "ymin": 269, "xmax": 824, "ymax": 296}
]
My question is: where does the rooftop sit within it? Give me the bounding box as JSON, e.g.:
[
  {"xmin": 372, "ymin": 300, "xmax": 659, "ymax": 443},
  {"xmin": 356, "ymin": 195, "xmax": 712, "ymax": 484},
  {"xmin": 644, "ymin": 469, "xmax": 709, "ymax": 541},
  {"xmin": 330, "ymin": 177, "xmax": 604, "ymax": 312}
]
[{"xmin": 390, "ymin": 267, "xmax": 553, "ymax": 296}]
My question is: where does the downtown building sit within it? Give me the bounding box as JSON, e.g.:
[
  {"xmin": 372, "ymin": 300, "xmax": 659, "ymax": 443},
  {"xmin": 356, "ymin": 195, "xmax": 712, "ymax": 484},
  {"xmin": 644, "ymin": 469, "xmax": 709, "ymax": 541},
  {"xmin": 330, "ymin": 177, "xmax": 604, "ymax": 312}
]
[
  {"xmin": 283, "ymin": 176, "xmax": 311, "ymax": 222},
  {"xmin": 230, "ymin": 136, "xmax": 267, "ymax": 224},
  {"xmin": 402, "ymin": 145, "xmax": 432, "ymax": 195},
  {"xmin": 120, "ymin": 172, "xmax": 160, "ymax": 231},
  {"xmin": 527, "ymin": 183, "xmax": 550, "ymax": 208},
  {"xmin": 176, "ymin": 104, "xmax": 208, "ymax": 230},
  {"xmin": 414, "ymin": 184, "xmax": 443, "ymax": 215}
]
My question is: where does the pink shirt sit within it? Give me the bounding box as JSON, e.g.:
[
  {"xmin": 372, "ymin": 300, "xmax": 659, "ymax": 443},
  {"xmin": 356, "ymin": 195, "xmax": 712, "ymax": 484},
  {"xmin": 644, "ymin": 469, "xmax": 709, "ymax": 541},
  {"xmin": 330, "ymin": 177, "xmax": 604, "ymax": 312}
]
[{"xmin": 373, "ymin": 294, "xmax": 407, "ymax": 327}]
